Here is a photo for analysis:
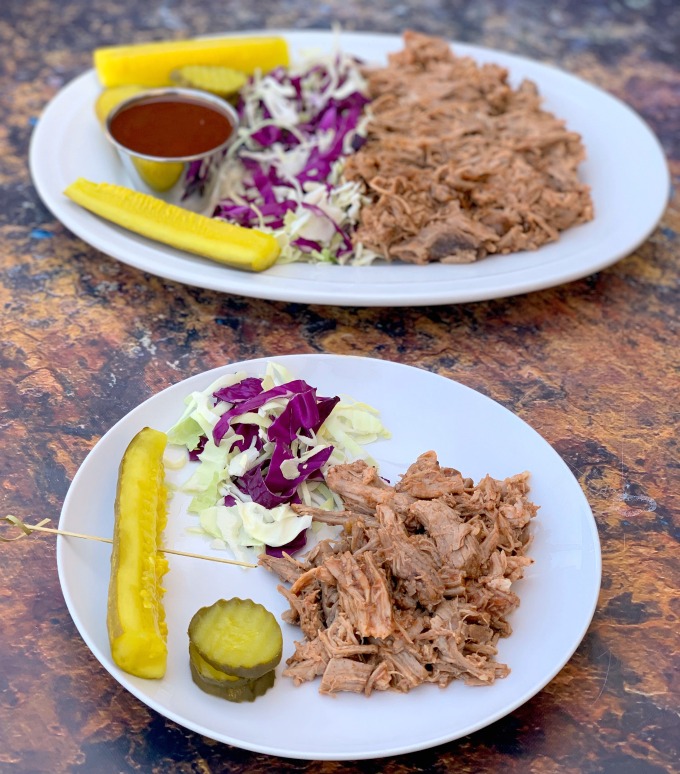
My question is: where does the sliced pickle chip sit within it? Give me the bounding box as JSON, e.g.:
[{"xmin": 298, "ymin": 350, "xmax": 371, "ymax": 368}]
[
  {"xmin": 190, "ymin": 661, "xmax": 276, "ymax": 702},
  {"xmin": 188, "ymin": 643, "xmax": 247, "ymax": 689},
  {"xmin": 170, "ymin": 65, "xmax": 247, "ymax": 98},
  {"xmin": 188, "ymin": 597, "xmax": 283, "ymax": 679}
]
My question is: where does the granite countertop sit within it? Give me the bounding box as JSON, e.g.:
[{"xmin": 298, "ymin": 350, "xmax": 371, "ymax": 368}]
[{"xmin": 1, "ymin": 1, "xmax": 678, "ymax": 771}]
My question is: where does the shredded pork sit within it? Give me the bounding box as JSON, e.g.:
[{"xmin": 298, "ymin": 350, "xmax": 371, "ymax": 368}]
[
  {"xmin": 343, "ymin": 31, "xmax": 594, "ymax": 264},
  {"xmin": 259, "ymin": 451, "xmax": 538, "ymax": 696}
]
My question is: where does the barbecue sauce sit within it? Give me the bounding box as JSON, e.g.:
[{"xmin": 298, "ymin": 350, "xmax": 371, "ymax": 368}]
[{"xmin": 109, "ymin": 94, "xmax": 234, "ymax": 158}]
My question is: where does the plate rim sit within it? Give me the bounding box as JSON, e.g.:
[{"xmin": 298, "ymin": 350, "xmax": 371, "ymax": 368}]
[
  {"xmin": 56, "ymin": 353, "xmax": 602, "ymax": 759},
  {"xmin": 29, "ymin": 29, "xmax": 670, "ymax": 306}
]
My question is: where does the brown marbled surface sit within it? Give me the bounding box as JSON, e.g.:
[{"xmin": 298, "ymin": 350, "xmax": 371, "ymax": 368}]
[{"xmin": 1, "ymin": 0, "xmax": 678, "ymax": 771}]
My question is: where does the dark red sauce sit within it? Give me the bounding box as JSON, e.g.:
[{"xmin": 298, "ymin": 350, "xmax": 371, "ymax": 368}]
[{"xmin": 109, "ymin": 95, "xmax": 234, "ymax": 158}]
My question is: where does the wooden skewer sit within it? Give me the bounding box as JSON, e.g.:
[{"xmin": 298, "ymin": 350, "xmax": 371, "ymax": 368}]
[{"xmin": 1, "ymin": 515, "xmax": 257, "ymax": 569}]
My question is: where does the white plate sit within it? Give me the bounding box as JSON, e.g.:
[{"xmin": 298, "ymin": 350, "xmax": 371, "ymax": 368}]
[
  {"xmin": 58, "ymin": 354, "xmax": 600, "ymax": 760},
  {"xmin": 31, "ymin": 31, "xmax": 668, "ymax": 306}
]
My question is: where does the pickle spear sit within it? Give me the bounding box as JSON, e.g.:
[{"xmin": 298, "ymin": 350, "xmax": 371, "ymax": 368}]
[
  {"xmin": 94, "ymin": 36, "xmax": 289, "ymax": 88},
  {"xmin": 64, "ymin": 179, "xmax": 281, "ymax": 272},
  {"xmin": 107, "ymin": 426, "xmax": 169, "ymax": 679}
]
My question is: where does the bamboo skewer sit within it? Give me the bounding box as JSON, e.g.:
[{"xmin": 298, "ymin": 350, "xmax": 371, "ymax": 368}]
[{"xmin": 1, "ymin": 515, "xmax": 257, "ymax": 568}]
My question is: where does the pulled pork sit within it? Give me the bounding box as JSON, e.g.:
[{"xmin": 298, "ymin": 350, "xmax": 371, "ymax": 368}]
[
  {"xmin": 259, "ymin": 451, "xmax": 538, "ymax": 696},
  {"xmin": 343, "ymin": 31, "xmax": 594, "ymax": 264}
]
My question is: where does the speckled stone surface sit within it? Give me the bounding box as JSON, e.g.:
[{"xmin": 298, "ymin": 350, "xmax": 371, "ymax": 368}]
[{"xmin": 1, "ymin": 0, "xmax": 678, "ymax": 772}]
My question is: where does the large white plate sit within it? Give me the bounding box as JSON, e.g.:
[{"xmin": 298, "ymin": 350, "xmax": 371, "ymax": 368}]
[
  {"xmin": 58, "ymin": 354, "xmax": 600, "ymax": 760},
  {"xmin": 31, "ymin": 31, "xmax": 668, "ymax": 306}
]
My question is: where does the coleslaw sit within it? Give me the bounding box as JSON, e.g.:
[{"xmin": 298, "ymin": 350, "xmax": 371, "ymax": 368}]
[
  {"xmin": 212, "ymin": 47, "xmax": 380, "ymax": 266},
  {"xmin": 166, "ymin": 362, "xmax": 390, "ymax": 560}
]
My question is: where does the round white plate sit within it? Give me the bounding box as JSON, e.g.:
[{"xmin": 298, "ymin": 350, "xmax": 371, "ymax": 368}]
[
  {"xmin": 30, "ymin": 31, "xmax": 669, "ymax": 306},
  {"xmin": 58, "ymin": 354, "xmax": 600, "ymax": 760}
]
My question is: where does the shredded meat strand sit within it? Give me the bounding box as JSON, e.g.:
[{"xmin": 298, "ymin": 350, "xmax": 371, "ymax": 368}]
[
  {"xmin": 343, "ymin": 30, "xmax": 594, "ymax": 264},
  {"xmin": 260, "ymin": 451, "xmax": 538, "ymax": 695}
]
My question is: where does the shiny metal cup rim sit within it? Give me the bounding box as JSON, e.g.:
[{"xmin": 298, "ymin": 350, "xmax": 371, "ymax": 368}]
[{"xmin": 104, "ymin": 86, "xmax": 240, "ymax": 163}]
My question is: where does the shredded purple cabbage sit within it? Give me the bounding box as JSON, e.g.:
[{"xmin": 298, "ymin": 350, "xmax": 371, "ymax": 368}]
[
  {"xmin": 228, "ymin": 422, "xmax": 262, "ymax": 454},
  {"xmin": 265, "ymin": 528, "xmax": 308, "ymax": 558},
  {"xmin": 236, "ymin": 464, "xmax": 301, "ymax": 509},
  {"xmin": 264, "ymin": 441, "xmax": 334, "ymax": 494},
  {"xmin": 301, "ymin": 202, "xmax": 353, "ymax": 255},
  {"xmin": 189, "ymin": 435, "xmax": 207, "ymax": 461},
  {"xmin": 268, "ymin": 391, "xmax": 339, "ymax": 445},
  {"xmin": 212, "ymin": 56, "xmax": 370, "ymax": 251},
  {"xmin": 210, "ymin": 376, "xmax": 341, "ymax": 554},
  {"xmin": 213, "ymin": 376, "xmax": 264, "ymax": 403},
  {"xmin": 213, "ymin": 378, "xmax": 313, "ymax": 445}
]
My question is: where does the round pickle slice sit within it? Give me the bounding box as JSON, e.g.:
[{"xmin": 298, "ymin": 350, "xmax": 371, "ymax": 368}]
[
  {"xmin": 189, "ymin": 661, "xmax": 276, "ymax": 702},
  {"xmin": 188, "ymin": 643, "xmax": 248, "ymax": 689},
  {"xmin": 170, "ymin": 65, "xmax": 247, "ymax": 98},
  {"xmin": 188, "ymin": 597, "xmax": 283, "ymax": 680}
]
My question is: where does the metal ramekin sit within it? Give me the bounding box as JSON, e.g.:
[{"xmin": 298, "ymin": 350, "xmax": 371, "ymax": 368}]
[{"xmin": 104, "ymin": 87, "xmax": 239, "ymax": 213}]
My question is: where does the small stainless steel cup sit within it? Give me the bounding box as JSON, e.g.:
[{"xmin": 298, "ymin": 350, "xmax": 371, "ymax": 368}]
[{"xmin": 104, "ymin": 87, "xmax": 239, "ymax": 213}]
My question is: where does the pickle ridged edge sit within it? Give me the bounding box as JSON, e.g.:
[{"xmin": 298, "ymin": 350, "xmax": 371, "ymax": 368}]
[
  {"xmin": 94, "ymin": 36, "xmax": 289, "ymax": 88},
  {"xmin": 107, "ymin": 426, "xmax": 169, "ymax": 679},
  {"xmin": 187, "ymin": 597, "xmax": 283, "ymax": 680},
  {"xmin": 64, "ymin": 178, "xmax": 281, "ymax": 272}
]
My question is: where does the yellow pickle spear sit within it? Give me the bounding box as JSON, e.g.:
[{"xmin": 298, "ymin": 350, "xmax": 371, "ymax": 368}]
[
  {"xmin": 94, "ymin": 36, "xmax": 289, "ymax": 88},
  {"xmin": 64, "ymin": 178, "xmax": 281, "ymax": 272},
  {"xmin": 107, "ymin": 427, "xmax": 169, "ymax": 679}
]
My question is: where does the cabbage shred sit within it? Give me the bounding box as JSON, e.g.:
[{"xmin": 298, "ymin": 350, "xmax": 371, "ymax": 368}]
[
  {"xmin": 166, "ymin": 362, "xmax": 390, "ymax": 560},
  {"xmin": 212, "ymin": 50, "xmax": 380, "ymax": 266}
]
